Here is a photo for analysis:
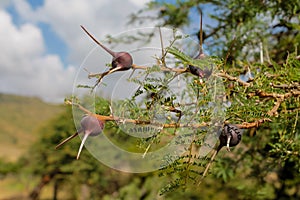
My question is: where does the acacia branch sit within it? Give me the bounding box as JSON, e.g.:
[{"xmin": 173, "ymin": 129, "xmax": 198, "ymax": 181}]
[
  {"xmin": 133, "ymin": 64, "xmax": 188, "ymax": 73},
  {"xmin": 95, "ymin": 114, "xmax": 209, "ymax": 129},
  {"xmin": 216, "ymin": 72, "xmax": 250, "ymax": 87},
  {"xmin": 252, "ymin": 90, "xmax": 300, "ymax": 99},
  {"xmin": 67, "ymin": 100, "xmax": 270, "ymax": 130},
  {"xmin": 267, "ymin": 97, "xmax": 284, "ymax": 116},
  {"xmin": 65, "ymin": 100, "xmax": 92, "ymax": 114},
  {"xmin": 247, "ymin": 89, "xmax": 300, "ymax": 116},
  {"xmin": 68, "ymin": 99, "xmax": 208, "ymax": 128},
  {"xmin": 270, "ymin": 82, "xmax": 300, "ymax": 90},
  {"xmin": 87, "ymin": 64, "xmax": 187, "ymax": 77},
  {"xmin": 236, "ymin": 118, "xmax": 272, "ymax": 129}
]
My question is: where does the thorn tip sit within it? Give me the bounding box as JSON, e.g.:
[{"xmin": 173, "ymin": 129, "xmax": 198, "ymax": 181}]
[{"xmin": 76, "ymin": 133, "xmax": 89, "ymax": 160}]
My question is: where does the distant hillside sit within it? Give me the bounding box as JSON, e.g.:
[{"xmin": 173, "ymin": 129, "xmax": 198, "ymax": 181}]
[{"xmin": 0, "ymin": 93, "xmax": 64, "ymax": 161}]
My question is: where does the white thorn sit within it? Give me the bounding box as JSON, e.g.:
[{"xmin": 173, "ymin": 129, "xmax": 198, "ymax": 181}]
[
  {"xmin": 107, "ymin": 66, "xmax": 122, "ymax": 75},
  {"xmin": 260, "ymin": 42, "xmax": 264, "ymax": 64},
  {"xmin": 109, "ymin": 105, "xmax": 113, "ymax": 117},
  {"xmin": 142, "ymin": 144, "xmax": 152, "ymax": 158},
  {"xmin": 77, "ymin": 133, "xmax": 89, "ymax": 160},
  {"xmin": 226, "ymin": 135, "xmax": 231, "ymax": 151}
]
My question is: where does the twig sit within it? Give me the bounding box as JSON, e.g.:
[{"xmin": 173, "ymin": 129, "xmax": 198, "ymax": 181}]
[
  {"xmin": 267, "ymin": 97, "xmax": 284, "ymax": 116},
  {"xmin": 184, "ymin": 138, "xmax": 196, "ymax": 185},
  {"xmin": 142, "ymin": 131, "xmax": 162, "ymax": 158},
  {"xmin": 132, "ymin": 64, "xmax": 187, "ymax": 73},
  {"xmin": 259, "ymin": 42, "xmax": 264, "ymax": 64},
  {"xmin": 86, "ymin": 64, "xmax": 187, "ymax": 80},
  {"xmin": 65, "ymin": 100, "xmax": 92, "ymax": 114},
  {"xmin": 292, "ymin": 110, "xmax": 298, "ymax": 135},
  {"xmin": 216, "ymin": 72, "xmax": 250, "ymax": 87},
  {"xmin": 131, "ymin": 64, "xmax": 149, "ymax": 70},
  {"xmin": 283, "ymin": 107, "xmax": 300, "ymax": 113},
  {"xmin": 223, "ymin": 36, "xmax": 237, "ymax": 68},
  {"xmin": 68, "ymin": 100, "xmax": 271, "ymax": 130},
  {"xmin": 270, "ymin": 82, "xmax": 300, "ymax": 90},
  {"xmin": 236, "ymin": 118, "xmax": 272, "ymax": 129},
  {"xmin": 247, "ymin": 89, "xmax": 300, "ymax": 116},
  {"xmin": 253, "ymin": 90, "xmax": 300, "ymax": 99},
  {"xmin": 158, "ymin": 27, "xmax": 168, "ymax": 68},
  {"xmin": 197, "ymin": 148, "xmax": 218, "ymax": 186},
  {"xmin": 68, "ymin": 99, "xmax": 208, "ymax": 128}
]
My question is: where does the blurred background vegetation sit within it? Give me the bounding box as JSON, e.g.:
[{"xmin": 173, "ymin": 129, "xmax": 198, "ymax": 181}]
[{"xmin": 1, "ymin": 0, "xmax": 300, "ymax": 199}]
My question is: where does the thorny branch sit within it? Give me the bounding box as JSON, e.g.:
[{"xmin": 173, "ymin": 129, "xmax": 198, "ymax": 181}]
[
  {"xmin": 65, "ymin": 100, "xmax": 269, "ymax": 130},
  {"xmin": 249, "ymin": 90, "xmax": 300, "ymax": 99},
  {"xmin": 270, "ymin": 82, "xmax": 300, "ymax": 90},
  {"xmin": 247, "ymin": 89, "xmax": 300, "ymax": 116},
  {"xmin": 86, "ymin": 63, "xmax": 187, "ymax": 79},
  {"xmin": 236, "ymin": 118, "xmax": 272, "ymax": 129},
  {"xmin": 216, "ymin": 72, "xmax": 250, "ymax": 87}
]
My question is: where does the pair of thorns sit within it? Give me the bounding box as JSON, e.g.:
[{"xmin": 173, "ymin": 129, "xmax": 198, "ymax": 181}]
[{"xmin": 80, "ymin": 10, "xmax": 211, "ymax": 91}]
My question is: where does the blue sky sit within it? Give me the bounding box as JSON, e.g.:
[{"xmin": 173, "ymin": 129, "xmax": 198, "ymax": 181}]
[
  {"xmin": 5, "ymin": 0, "xmax": 213, "ymax": 66},
  {"xmin": 27, "ymin": 0, "xmax": 44, "ymax": 8},
  {"xmin": 6, "ymin": 0, "xmax": 68, "ymax": 65},
  {"xmin": 0, "ymin": 0, "xmax": 215, "ymax": 103}
]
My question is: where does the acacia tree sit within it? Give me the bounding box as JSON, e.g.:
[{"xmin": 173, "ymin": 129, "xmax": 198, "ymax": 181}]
[
  {"xmin": 65, "ymin": 15, "xmax": 299, "ymax": 200},
  {"xmin": 75, "ymin": 0, "xmax": 300, "ymax": 198},
  {"xmin": 126, "ymin": 0, "xmax": 300, "ymax": 198},
  {"xmin": 20, "ymin": 1, "xmax": 300, "ymax": 199}
]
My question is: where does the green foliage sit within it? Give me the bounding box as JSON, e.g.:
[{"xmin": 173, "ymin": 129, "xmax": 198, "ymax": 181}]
[
  {"xmin": 0, "ymin": 159, "xmax": 21, "ymax": 177},
  {"xmin": 16, "ymin": 105, "xmax": 135, "ymax": 199},
  {"xmin": 131, "ymin": 0, "xmax": 300, "ymax": 62},
  {"xmin": 167, "ymin": 46, "xmax": 220, "ymax": 68},
  {"xmin": 69, "ymin": 33, "xmax": 300, "ymax": 200},
  {"xmin": 126, "ymin": 2, "xmax": 300, "ymax": 198},
  {"xmin": 0, "ymin": 94, "xmax": 63, "ymax": 161}
]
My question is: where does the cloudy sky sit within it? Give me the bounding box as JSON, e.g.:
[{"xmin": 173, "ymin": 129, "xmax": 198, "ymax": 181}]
[
  {"xmin": 0, "ymin": 0, "xmax": 215, "ymax": 103},
  {"xmin": 0, "ymin": 0, "xmax": 155, "ymax": 103}
]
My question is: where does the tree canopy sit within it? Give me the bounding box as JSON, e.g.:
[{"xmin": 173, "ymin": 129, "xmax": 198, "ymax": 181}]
[{"xmin": 130, "ymin": 0, "xmax": 300, "ymax": 62}]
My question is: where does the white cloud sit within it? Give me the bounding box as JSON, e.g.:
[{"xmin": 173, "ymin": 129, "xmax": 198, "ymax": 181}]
[
  {"xmin": 129, "ymin": 0, "xmax": 150, "ymax": 7},
  {"xmin": 0, "ymin": 11, "xmax": 44, "ymax": 69},
  {"xmin": 13, "ymin": 0, "xmax": 150, "ymax": 64},
  {"xmin": 0, "ymin": 0, "xmax": 10, "ymax": 8},
  {"xmin": 0, "ymin": 0, "xmax": 152, "ymax": 103},
  {"xmin": 0, "ymin": 10, "xmax": 76, "ymax": 103}
]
